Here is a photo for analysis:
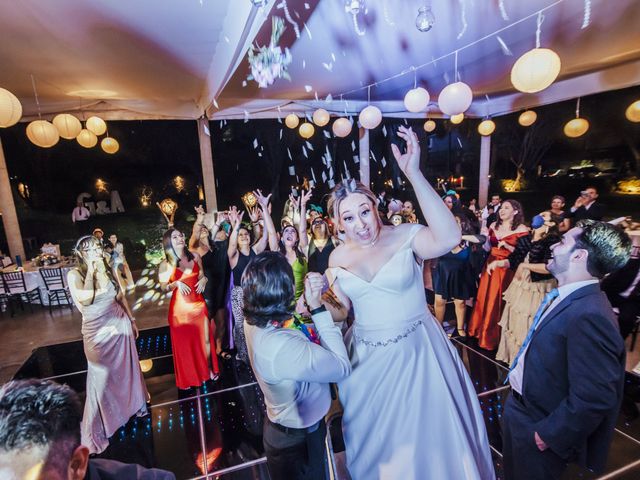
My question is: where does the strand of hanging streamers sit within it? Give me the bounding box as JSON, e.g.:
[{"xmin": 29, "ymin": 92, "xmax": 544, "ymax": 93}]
[
  {"xmin": 496, "ymin": 36, "xmax": 513, "ymax": 56},
  {"xmin": 30, "ymin": 74, "xmax": 42, "ymax": 118},
  {"xmin": 352, "ymin": 11, "xmax": 366, "ymax": 36},
  {"xmin": 535, "ymin": 12, "xmax": 544, "ymax": 48},
  {"xmin": 499, "ymin": 0, "xmax": 509, "ymax": 21},
  {"xmin": 277, "ymin": 1, "xmax": 300, "ymax": 38},
  {"xmin": 457, "ymin": 0, "xmax": 468, "ymax": 40},
  {"xmin": 383, "ymin": 0, "xmax": 395, "ymax": 27},
  {"xmin": 581, "ymin": 0, "xmax": 591, "ymax": 29},
  {"xmin": 326, "ymin": 0, "xmax": 564, "ymax": 100}
]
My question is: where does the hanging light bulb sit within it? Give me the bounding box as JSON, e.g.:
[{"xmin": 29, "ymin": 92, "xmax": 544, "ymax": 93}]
[
  {"xmin": 345, "ymin": 0, "xmax": 364, "ymax": 15},
  {"xmin": 563, "ymin": 98, "xmax": 589, "ymax": 138},
  {"xmin": 416, "ymin": 4, "xmax": 435, "ymax": 32}
]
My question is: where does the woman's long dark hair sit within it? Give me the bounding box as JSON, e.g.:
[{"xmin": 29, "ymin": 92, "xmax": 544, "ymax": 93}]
[
  {"xmin": 72, "ymin": 235, "xmax": 119, "ymax": 304},
  {"xmin": 162, "ymin": 229, "xmax": 194, "ymax": 267},
  {"xmin": 494, "ymin": 199, "xmax": 525, "ymax": 231},
  {"xmin": 278, "ymin": 225, "xmax": 306, "ymax": 263}
]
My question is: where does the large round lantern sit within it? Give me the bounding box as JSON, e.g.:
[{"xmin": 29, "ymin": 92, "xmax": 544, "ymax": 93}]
[
  {"xmin": 285, "ymin": 114, "xmax": 299, "ymax": 129},
  {"xmin": 312, "ymin": 108, "xmax": 330, "ymax": 127},
  {"xmin": 438, "ymin": 82, "xmax": 473, "ymax": 116},
  {"xmin": 53, "ymin": 113, "xmax": 82, "ymax": 139},
  {"xmin": 0, "ymin": 88, "xmax": 22, "ymax": 127},
  {"xmin": 450, "ymin": 113, "xmax": 464, "ymax": 124},
  {"xmin": 86, "ymin": 116, "xmax": 107, "ymax": 135},
  {"xmin": 511, "ymin": 48, "xmax": 561, "ymax": 93},
  {"xmin": 26, "ymin": 120, "xmax": 59, "ymax": 148},
  {"xmin": 101, "ymin": 136, "xmax": 119, "ymax": 154},
  {"xmin": 518, "ymin": 110, "xmax": 537, "ymax": 127},
  {"xmin": 76, "ymin": 129, "xmax": 98, "ymax": 148},
  {"xmin": 404, "ymin": 87, "xmax": 430, "ymax": 113},
  {"xmin": 625, "ymin": 100, "xmax": 640, "ymax": 123},
  {"xmin": 359, "ymin": 105, "xmax": 382, "ymax": 129},
  {"xmin": 332, "ymin": 117, "xmax": 352, "ymax": 137},
  {"xmin": 478, "ymin": 119, "xmax": 496, "ymax": 136},
  {"xmin": 563, "ymin": 118, "xmax": 589, "ymax": 138},
  {"xmin": 423, "ymin": 119, "xmax": 436, "ymax": 132},
  {"xmin": 299, "ymin": 122, "xmax": 315, "ymax": 139}
]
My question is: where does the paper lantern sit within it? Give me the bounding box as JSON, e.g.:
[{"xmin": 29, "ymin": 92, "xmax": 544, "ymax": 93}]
[
  {"xmin": 625, "ymin": 100, "xmax": 640, "ymax": 123},
  {"xmin": 285, "ymin": 114, "xmax": 299, "ymax": 129},
  {"xmin": 438, "ymin": 82, "xmax": 473, "ymax": 116},
  {"xmin": 299, "ymin": 122, "xmax": 315, "ymax": 139},
  {"xmin": 518, "ymin": 110, "xmax": 537, "ymax": 127},
  {"xmin": 511, "ymin": 48, "xmax": 561, "ymax": 93},
  {"xmin": 26, "ymin": 120, "xmax": 59, "ymax": 148},
  {"xmin": 139, "ymin": 359, "xmax": 153, "ymax": 373},
  {"xmin": 53, "ymin": 113, "xmax": 82, "ymax": 139},
  {"xmin": 404, "ymin": 87, "xmax": 430, "ymax": 113},
  {"xmin": 101, "ymin": 136, "xmax": 119, "ymax": 154},
  {"xmin": 312, "ymin": 108, "xmax": 330, "ymax": 127},
  {"xmin": 423, "ymin": 119, "xmax": 436, "ymax": 132},
  {"xmin": 478, "ymin": 119, "xmax": 496, "ymax": 136},
  {"xmin": 563, "ymin": 118, "xmax": 589, "ymax": 138},
  {"xmin": 86, "ymin": 116, "xmax": 107, "ymax": 135},
  {"xmin": 332, "ymin": 117, "xmax": 352, "ymax": 137},
  {"xmin": 359, "ymin": 105, "xmax": 382, "ymax": 129},
  {"xmin": 450, "ymin": 113, "xmax": 464, "ymax": 124},
  {"xmin": 76, "ymin": 128, "xmax": 98, "ymax": 148},
  {"xmin": 0, "ymin": 88, "xmax": 22, "ymax": 127}
]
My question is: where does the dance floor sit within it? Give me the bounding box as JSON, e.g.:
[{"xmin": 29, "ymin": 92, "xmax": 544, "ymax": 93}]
[{"xmin": 12, "ymin": 325, "xmax": 640, "ymax": 479}]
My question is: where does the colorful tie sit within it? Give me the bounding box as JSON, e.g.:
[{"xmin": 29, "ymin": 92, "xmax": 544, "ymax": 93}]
[{"xmin": 508, "ymin": 288, "xmax": 559, "ymax": 376}]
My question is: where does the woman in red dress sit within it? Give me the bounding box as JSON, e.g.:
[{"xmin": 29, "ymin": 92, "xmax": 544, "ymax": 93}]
[
  {"xmin": 159, "ymin": 229, "xmax": 220, "ymax": 389},
  {"xmin": 468, "ymin": 200, "xmax": 529, "ymax": 350}
]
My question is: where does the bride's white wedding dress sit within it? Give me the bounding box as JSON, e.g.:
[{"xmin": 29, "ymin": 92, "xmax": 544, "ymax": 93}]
[{"xmin": 328, "ymin": 226, "xmax": 495, "ymax": 480}]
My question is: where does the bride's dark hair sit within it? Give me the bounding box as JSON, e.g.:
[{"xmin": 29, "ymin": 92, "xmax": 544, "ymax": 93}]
[{"xmin": 327, "ymin": 179, "xmax": 381, "ymax": 226}]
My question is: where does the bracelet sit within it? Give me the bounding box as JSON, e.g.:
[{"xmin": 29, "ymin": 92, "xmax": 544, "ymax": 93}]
[{"xmin": 310, "ymin": 305, "xmax": 326, "ymax": 315}]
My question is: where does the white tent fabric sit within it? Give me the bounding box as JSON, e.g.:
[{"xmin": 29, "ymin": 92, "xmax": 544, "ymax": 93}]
[{"xmin": 1, "ymin": 0, "xmax": 639, "ymax": 122}]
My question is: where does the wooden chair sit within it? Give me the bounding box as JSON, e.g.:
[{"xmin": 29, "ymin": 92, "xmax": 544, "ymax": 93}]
[
  {"xmin": 1, "ymin": 271, "xmax": 43, "ymax": 313},
  {"xmin": 39, "ymin": 267, "xmax": 73, "ymax": 314}
]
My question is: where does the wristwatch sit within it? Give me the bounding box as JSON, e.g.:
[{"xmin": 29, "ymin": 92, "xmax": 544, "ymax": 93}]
[{"xmin": 310, "ymin": 305, "xmax": 327, "ymax": 315}]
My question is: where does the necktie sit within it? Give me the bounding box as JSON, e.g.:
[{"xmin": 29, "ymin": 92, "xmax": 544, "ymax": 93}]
[{"xmin": 508, "ymin": 288, "xmax": 559, "ymax": 375}]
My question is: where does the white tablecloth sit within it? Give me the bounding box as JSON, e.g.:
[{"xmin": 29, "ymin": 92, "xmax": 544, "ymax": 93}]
[{"xmin": 2, "ymin": 265, "xmax": 73, "ymax": 306}]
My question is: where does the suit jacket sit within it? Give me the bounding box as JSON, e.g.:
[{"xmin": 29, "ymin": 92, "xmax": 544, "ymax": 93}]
[
  {"xmin": 520, "ymin": 283, "xmax": 625, "ymax": 473},
  {"xmin": 567, "ymin": 202, "xmax": 606, "ymax": 222}
]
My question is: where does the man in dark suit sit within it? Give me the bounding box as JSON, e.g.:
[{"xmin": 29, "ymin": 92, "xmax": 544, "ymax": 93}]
[
  {"xmin": 567, "ymin": 186, "xmax": 606, "ymax": 222},
  {"xmin": 502, "ymin": 220, "xmax": 631, "ymax": 479}
]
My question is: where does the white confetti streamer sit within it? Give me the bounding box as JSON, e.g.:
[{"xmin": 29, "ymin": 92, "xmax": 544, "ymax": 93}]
[
  {"xmin": 331, "ymin": 53, "xmax": 336, "ymax": 62},
  {"xmin": 323, "ymin": 130, "xmax": 331, "ymax": 138},
  {"xmin": 381, "ymin": 157, "xmax": 387, "ymax": 167},
  {"xmin": 244, "ymin": 110, "xmax": 250, "ymax": 123},
  {"xmin": 581, "ymin": 0, "xmax": 591, "ymax": 29},
  {"xmin": 302, "ymin": 59, "xmax": 306, "ymax": 69},
  {"xmin": 498, "ymin": 0, "xmax": 509, "ymax": 21},
  {"xmin": 353, "ymin": 155, "xmax": 359, "ymax": 164},
  {"xmin": 253, "ymin": 139, "xmax": 258, "ymax": 148},
  {"xmin": 305, "ymin": 85, "xmax": 313, "ymax": 92},
  {"xmin": 304, "ymin": 23, "xmax": 312, "ymax": 40},
  {"xmin": 325, "ymin": 94, "xmax": 333, "ymax": 103},
  {"xmin": 302, "ymin": 146, "xmax": 308, "ymax": 158},
  {"xmin": 287, "ymin": 148, "xmax": 292, "ymax": 160},
  {"xmin": 311, "ymin": 168, "xmax": 317, "ymax": 182},
  {"xmin": 322, "ymin": 171, "xmax": 327, "ymax": 182},
  {"xmin": 328, "ymin": 178, "xmax": 335, "ymax": 189},
  {"xmin": 280, "ymin": 129, "xmax": 283, "ymax": 139},
  {"xmin": 304, "ymin": 2, "xmax": 310, "ymax": 9},
  {"xmin": 496, "ymin": 36, "xmax": 513, "ymax": 56},
  {"xmin": 457, "ymin": 0, "xmax": 468, "ymax": 40},
  {"xmin": 213, "ymin": 98, "xmax": 219, "ymax": 109},
  {"xmin": 306, "ymin": 141, "xmax": 313, "ymax": 151},
  {"xmin": 323, "ymin": 62, "xmax": 333, "ymax": 71},
  {"xmin": 382, "ymin": 125, "xmax": 387, "ymax": 137},
  {"xmin": 289, "ymin": 165, "xmax": 296, "ymax": 176}
]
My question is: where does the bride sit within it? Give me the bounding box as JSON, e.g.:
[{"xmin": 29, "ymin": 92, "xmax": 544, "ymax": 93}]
[{"xmin": 326, "ymin": 126, "xmax": 494, "ymax": 479}]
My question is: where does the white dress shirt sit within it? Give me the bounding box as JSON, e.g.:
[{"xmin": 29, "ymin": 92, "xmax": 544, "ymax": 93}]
[
  {"xmin": 72, "ymin": 206, "xmax": 90, "ymax": 222},
  {"xmin": 244, "ymin": 310, "xmax": 351, "ymax": 428},
  {"xmin": 509, "ymin": 279, "xmax": 599, "ymax": 395}
]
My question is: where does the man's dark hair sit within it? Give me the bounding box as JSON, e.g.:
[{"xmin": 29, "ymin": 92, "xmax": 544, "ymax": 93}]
[
  {"xmin": 574, "ymin": 220, "xmax": 632, "ymax": 278},
  {"xmin": 242, "ymin": 251, "xmax": 295, "ymax": 327},
  {"xmin": 552, "ymin": 195, "xmax": 565, "ymax": 203},
  {"xmin": 0, "ymin": 379, "xmax": 82, "ymax": 472}
]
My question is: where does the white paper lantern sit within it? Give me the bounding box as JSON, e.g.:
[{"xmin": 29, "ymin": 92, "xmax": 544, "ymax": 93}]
[
  {"xmin": 423, "ymin": 119, "xmax": 436, "ymax": 132},
  {"xmin": 26, "ymin": 120, "xmax": 59, "ymax": 148},
  {"xmin": 86, "ymin": 116, "xmax": 107, "ymax": 135},
  {"xmin": 625, "ymin": 100, "xmax": 640, "ymax": 123},
  {"xmin": 438, "ymin": 82, "xmax": 473, "ymax": 116},
  {"xmin": 518, "ymin": 110, "xmax": 537, "ymax": 127},
  {"xmin": 332, "ymin": 117, "xmax": 352, "ymax": 137},
  {"xmin": 285, "ymin": 114, "xmax": 299, "ymax": 129},
  {"xmin": 563, "ymin": 118, "xmax": 589, "ymax": 138},
  {"xmin": 450, "ymin": 113, "xmax": 464, "ymax": 124},
  {"xmin": 511, "ymin": 48, "xmax": 561, "ymax": 94},
  {"xmin": 299, "ymin": 122, "xmax": 315, "ymax": 139},
  {"xmin": 478, "ymin": 119, "xmax": 496, "ymax": 136},
  {"xmin": 359, "ymin": 105, "xmax": 382, "ymax": 129},
  {"xmin": 312, "ymin": 108, "xmax": 330, "ymax": 127},
  {"xmin": 404, "ymin": 87, "xmax": 430, "ymax": 113},
  {"xmin": 0, "ymin": 88, "xmax": 22, "ymax": 127},
  {"xmin": 76, "ymin": 128, "xmax": 98, "ymax": 148},
  {"xmin": 101, "ymin": 136, "xmax": 119, "ymax": 154},
  {"xmin": 53, "ymin": 113, "xmax": 82, "ymax": 139}
]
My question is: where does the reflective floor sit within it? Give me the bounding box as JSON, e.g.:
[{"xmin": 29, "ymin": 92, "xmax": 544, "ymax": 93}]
[{"xmin": 13, "ymin": 325, "xmax": 640, "ymax": 480}]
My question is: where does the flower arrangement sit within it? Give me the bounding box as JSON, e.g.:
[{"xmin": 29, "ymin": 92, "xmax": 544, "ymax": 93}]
[
  {"xmin": 247, "ymin": 17, "xmax": 292, "ymax": 88},
  {"xmin": 34, "ymin": 253, "xmax": 59, "ymax": 266}
]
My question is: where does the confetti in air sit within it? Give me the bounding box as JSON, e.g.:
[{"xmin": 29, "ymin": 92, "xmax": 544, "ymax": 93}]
[
  {"xmin": 457, "ymin": 0, "xmax": 468, "ymax": 39},
  {"xmin": 496, "ymin": 36, "xmax": 513, "ymax": 56},
  {"xmin": 498, "ymin": 0, "xmax": 509, "ymax": 21},
  {"xmin": 581, "ymin": 0, "xmax": 591, "ymax": 29}
]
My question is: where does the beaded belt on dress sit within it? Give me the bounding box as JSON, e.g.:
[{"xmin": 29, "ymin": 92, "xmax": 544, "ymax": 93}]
[{"xmin": 353, "ymin": 320, "xmax": 423, "ymax": 347}]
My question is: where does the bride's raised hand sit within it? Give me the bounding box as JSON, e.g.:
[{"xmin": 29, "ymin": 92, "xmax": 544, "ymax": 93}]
[{"xmin": 391, "ymin": 126, "xmax": 421, "ymax": 179}]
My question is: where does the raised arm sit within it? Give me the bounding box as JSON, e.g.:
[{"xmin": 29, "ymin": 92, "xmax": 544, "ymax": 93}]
[
  {"xmin": 253, "ymin": 190, "xmax": 276, "ymax": 254},
  {"xmin": 391, "ymin": 126, "xmax": 460, "ymax": 259},
  {"xmin": 189, "ymin": 205, "xmax": 206, "ymax": 250},
  {"xmin": 227, "ymin": 207, "xmax": 244, "ymax": 269},
  {"xmin": 297, "ymin": 189, "xmax": 313, "ymax": 251}
]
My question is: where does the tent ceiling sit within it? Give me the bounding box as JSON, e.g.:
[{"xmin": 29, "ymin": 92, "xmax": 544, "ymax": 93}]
[{"xmin": 1, "ymin": 0, "xmax": 639, "ymax": 122}]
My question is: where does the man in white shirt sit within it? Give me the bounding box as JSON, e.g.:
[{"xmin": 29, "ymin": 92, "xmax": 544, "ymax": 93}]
[
  {"xmin": 502, "ymin": 220, "xmax": 630, "ymax": 479},
  {"xmin": 242, "ymin": 251, "xmax": 351, "ymax": 480},
  {"xmin": 72, "ymin": 201, "xmax": 91, "ymax": 233}
]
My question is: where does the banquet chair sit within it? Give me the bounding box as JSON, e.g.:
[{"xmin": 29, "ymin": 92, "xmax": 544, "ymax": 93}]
[
  {"xmin": 0, "ymin": 281, "xmax": 15, "ymax": 317},
  {"xmin": 1, "ymin": 270, "xmax": 43, "ymax": 313},
  {"xmin": 39, "ymin": 267, "xmax": 73, "ymax": 314}
]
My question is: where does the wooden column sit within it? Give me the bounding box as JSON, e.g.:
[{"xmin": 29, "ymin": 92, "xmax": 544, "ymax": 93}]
[
  {"xmin": 358, "ymin": 127, "xmax": 370, "ymax": 188},
  {"xmin": 0, "ymin": 138, "xmax": 25, "ymax": 260},
  {"xmin": 197, "ymin": 118, "xmax": 218, "ymax": 211},
  {"xmin": 479, "ymin": 134, "xmax": 491, "ymax": 207}
]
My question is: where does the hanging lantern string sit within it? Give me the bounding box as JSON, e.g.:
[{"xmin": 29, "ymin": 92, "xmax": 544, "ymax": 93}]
[
  {"xmin": 457, "ymin": 0, "xmax": 468, "ymax": 40},
  {"xmin": 367, "ymin": 85, "xmax": 371, "ymax": 104},
  {"xmin": 576, "ymin": 97, "xmax": 581, "ymax": 118},
  {"xmin": 535, "ymin": 12, "xmax": 545, "ymax": 48},
  {"xmin": 326, "ymin": 0, "xmax": 565, "ymax": 101},
  {"xmin": 454, "ymin": 50, "xmax": 459, "ymax": 82},
  {"xmin": 30, "ymin": 74, "xmax": 42, "ymax": 119},
  {"xmin": 413, "ymin": 67, "xmax": 417, "ymax": 89}
]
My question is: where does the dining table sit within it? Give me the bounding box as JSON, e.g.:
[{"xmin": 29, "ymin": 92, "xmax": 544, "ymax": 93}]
[{"xmin": 1, "ymin": 260, "xmax": 75, "ymax": 306}]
